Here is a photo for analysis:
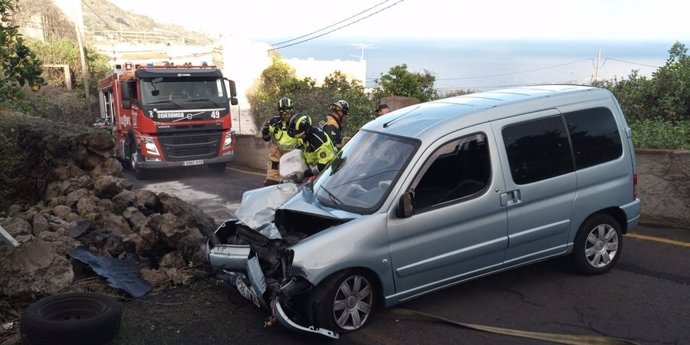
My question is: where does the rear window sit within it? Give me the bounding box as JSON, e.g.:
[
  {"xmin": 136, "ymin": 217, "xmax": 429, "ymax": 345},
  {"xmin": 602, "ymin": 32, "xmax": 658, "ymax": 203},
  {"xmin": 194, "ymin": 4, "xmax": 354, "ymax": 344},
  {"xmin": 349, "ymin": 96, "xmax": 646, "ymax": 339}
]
[
  {"xmin": 564, "ymin": 107, "xmax": 622, "ymax": 169},
  {"xmin": 502, "ymin": 108, "xmax": 623, "ymax": 185}
]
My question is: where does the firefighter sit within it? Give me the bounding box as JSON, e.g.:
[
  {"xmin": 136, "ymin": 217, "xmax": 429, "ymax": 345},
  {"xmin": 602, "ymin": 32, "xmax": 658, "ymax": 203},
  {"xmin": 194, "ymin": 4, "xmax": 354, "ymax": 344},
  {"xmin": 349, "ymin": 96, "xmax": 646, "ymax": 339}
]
[
  {"xmin": 323, "ymin": 99, "xmax": 349, "ymax": 149},
  {"xmin": 287, "ymin": 113, "xmax": 337, "ymax": 179},
  {"xmin": 261, "ymin": 97, "xmax": 298, "ymax": 186}
]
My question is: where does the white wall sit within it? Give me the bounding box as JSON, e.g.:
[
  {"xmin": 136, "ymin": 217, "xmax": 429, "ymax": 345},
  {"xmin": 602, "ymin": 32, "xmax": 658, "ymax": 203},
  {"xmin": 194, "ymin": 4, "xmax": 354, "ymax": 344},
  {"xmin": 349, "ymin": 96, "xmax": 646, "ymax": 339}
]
[{"xmin": 221, "ymin": 37, "xmax": 366, "ymax": 134}]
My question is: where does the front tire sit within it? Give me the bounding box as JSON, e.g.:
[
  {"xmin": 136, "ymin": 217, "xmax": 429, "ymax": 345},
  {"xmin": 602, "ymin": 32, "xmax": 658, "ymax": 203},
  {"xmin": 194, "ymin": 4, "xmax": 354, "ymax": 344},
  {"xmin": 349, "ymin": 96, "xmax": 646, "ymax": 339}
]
[
  {"xmin": 129, "ymin": 147, "xmax": 147, "ymax": 180},
  {"xmin": 571, "ymin": 213, "xmax": 622, "ymax": 275},
  {"xmin": 309, "ymin": 270, "xmax": 375, "ymax": 333},
  {"xmin": 20, "ymin": 292, "xmax": 122, "ymax": 345}
]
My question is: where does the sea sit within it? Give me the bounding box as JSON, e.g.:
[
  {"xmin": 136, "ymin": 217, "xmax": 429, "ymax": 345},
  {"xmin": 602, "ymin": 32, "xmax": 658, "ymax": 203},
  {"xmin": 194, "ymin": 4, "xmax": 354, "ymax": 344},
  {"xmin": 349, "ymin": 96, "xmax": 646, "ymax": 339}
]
[{"xmin": 272, "ymin": 38, "xmax": 678, "ymax": 94}]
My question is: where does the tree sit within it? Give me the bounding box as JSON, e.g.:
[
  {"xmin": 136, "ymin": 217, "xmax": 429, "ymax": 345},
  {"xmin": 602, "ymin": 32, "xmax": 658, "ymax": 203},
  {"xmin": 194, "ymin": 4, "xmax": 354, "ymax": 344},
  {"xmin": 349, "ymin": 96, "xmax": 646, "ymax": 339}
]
[
  {"xmin": 247, "ymin": 57, "xmax": 376, "ymax": 137},
  {"xmin": 0, "ymin": 0, "xmax": 43, "ymax": 105},
  {"xmin": 648, "ymin": 41, "xmax": 690, "ymax": 123},
  {"xmin": 594, "ymin": 70, "xmax": 652, "ymax": 122},
  {"xmin": 247, "ymin": 57, "xmax": 301, "ymax": 128},
  {"xmin": 316, "ymin": 70, "xmax": 373, "ymax": 135},
  {"xmin": 27, "ymin": 39, "xmax": 110, "ymax": 91},
  {"xmin": 596, "ymin": 41, "xmax": 690, "ymax": 123},
  {"xmin": 372, "ymin": 64, "xmax": 438, "ymax": 102}
]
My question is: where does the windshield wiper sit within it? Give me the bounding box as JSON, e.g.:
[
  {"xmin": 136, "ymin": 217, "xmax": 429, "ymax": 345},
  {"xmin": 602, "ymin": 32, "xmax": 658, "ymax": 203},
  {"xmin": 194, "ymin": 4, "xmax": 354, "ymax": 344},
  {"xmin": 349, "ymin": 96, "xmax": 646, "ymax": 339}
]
[
  {"xmin": 146, "ymin": 99, "xmax": 182, "ymax": 108},
  {"xmin": 187, "ymin": 97, "xmax": 225, "ymax": 108},
  {"xmin": 320, "ymin": 186, "xmax": 344, "ymax": 208}
]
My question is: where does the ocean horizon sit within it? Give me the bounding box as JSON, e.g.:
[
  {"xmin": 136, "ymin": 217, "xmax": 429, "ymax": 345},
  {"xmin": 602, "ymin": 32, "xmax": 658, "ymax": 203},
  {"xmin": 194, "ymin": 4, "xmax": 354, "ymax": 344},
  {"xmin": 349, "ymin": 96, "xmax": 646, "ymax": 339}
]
[{"xmin": 272, "ymin": 38, "xmax": 678, "ymax": 92}]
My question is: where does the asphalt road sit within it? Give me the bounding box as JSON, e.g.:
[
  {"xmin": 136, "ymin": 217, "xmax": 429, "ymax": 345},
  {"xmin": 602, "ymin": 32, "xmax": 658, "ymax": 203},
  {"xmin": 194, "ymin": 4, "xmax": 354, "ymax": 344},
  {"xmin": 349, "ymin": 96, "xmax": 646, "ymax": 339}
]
[
  {"xmin": 118, "ymin": 164, "xmax": 690, "ymax": 345},
  {"xmin": 127, "ymin": 164, "xmax": 265, "ymax": 224}
]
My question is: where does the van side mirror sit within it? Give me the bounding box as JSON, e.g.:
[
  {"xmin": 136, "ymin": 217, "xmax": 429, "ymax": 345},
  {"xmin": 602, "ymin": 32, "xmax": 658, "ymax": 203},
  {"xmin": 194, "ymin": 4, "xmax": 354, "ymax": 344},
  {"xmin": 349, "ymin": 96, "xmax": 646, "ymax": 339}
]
[
  {"xmin": 397, "ymin": 191, "xmax": 414, "ymax": 218},
  {"xmin": 225, "ymin": 78, "xmax": 238, "ymax": 106}
]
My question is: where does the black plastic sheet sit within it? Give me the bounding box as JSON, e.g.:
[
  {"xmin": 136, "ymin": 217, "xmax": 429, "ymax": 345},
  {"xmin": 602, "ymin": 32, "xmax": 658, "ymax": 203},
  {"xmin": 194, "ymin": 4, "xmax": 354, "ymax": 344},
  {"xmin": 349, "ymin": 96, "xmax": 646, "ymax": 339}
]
[{"xmin": 69, "ymin": 247, "xmax": 152, "ymax": 297}]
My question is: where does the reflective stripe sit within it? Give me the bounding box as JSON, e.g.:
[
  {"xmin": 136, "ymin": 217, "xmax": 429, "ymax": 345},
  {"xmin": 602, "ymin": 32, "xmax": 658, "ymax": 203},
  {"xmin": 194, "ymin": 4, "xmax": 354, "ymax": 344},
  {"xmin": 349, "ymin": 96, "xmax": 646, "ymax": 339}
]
[{"xmin": 270, "ymin": 121, "xmax": 298, "ymax": 150}]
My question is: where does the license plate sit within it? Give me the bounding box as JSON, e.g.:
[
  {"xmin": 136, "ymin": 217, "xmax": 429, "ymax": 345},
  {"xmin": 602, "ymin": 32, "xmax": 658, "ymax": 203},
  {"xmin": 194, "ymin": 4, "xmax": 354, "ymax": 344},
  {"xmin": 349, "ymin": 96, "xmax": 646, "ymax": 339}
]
[{"xmin": 183, "ymin": 160, "xmax": 204, "ymax": 166}]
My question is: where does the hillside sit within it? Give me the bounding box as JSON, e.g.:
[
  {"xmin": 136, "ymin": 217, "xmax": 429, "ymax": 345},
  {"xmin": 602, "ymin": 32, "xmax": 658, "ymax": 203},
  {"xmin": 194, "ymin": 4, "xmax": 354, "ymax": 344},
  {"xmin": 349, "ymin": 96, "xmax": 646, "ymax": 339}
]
[{"xmin": 16, "ymin": 0, "xmax": 215, "ymax": 46}]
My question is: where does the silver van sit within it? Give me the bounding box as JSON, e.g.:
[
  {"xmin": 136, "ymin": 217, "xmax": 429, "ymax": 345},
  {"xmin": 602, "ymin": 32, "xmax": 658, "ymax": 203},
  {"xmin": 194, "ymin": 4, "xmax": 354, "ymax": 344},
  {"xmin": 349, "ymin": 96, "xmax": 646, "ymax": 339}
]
[{"xmin": 207, "ymin": 85, "xmax": 641, "ymax": 338}]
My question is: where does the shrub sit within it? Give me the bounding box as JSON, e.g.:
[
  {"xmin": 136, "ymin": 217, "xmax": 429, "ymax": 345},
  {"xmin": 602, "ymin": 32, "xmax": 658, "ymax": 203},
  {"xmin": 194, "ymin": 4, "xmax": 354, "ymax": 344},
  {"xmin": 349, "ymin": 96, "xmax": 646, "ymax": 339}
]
[{"xmin": 630, "ymin": 119, "xmax": 690, "ymax": 150}]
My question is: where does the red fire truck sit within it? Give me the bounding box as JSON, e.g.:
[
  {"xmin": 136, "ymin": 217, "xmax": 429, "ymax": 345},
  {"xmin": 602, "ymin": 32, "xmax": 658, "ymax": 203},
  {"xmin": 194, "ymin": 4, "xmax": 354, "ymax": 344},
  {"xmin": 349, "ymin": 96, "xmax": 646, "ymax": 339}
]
[{"xmin": 96, "ymin": 63, "xmax": 238, "ymax": 179}]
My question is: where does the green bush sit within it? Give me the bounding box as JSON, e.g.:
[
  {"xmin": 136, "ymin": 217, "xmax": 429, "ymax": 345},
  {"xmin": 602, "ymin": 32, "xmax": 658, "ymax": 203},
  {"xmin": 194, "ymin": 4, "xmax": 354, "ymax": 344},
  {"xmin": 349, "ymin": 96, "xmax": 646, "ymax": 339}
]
[
  {"xmin": 27, "ymin": 39, "xmax": 111, "ymax": 92},
  {"xmin": 0, "ymin": 0, "xmax": 43, "ymax": 106},
  {"xmin": 17, "ymin": 85, "xmax": 95, "ymax": 126},
  {"xmin": 630, "ymin": 119, "xmax": 690, "ymax": 150}
]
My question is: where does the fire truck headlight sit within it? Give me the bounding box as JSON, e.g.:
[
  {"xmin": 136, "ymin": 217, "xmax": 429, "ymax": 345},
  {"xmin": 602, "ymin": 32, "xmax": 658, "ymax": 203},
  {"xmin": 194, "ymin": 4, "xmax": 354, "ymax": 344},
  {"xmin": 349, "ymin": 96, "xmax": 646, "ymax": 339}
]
[
  {"xmin": 142, "ymin": 136, "xmax": 160, "ymax": 156},
  {"xmin": 223, "ymin": 131, "xmax": 233, "ymax": 148}
]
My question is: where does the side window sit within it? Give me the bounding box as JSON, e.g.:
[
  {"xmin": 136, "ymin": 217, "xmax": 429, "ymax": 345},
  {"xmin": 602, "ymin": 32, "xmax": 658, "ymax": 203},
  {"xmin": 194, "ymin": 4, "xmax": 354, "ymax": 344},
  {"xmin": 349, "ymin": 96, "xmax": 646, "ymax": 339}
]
[
  {"xmin": 564, "ymin": 107, "xmax": 622, "ymax": 169},
  {"xmin": 503, "ymin": 116, "xmax": 574, "ymax": 185},
  {"xmin": 412, "ymin": 133, "xmax": 490, "ymax": 211}
]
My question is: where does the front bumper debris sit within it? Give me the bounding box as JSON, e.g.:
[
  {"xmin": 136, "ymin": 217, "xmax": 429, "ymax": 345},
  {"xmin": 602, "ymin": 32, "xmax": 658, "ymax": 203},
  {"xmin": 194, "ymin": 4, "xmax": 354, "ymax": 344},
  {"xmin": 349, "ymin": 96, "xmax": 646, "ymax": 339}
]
[
  {"xmin": 274, "ymin": 300, "xmax": 339, "ymax": 339},
  {"xmin": 206, "ymin": 220, "xmax": 339, "ymax": 339}
]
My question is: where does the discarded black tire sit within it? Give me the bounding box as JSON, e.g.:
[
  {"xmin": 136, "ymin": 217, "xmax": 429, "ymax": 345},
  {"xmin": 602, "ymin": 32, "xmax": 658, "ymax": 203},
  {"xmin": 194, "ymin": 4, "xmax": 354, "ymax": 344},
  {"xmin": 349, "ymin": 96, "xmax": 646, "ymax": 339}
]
[{"xmin": 20, "ymin": 292, "xmax": 122, "ymax": 345}]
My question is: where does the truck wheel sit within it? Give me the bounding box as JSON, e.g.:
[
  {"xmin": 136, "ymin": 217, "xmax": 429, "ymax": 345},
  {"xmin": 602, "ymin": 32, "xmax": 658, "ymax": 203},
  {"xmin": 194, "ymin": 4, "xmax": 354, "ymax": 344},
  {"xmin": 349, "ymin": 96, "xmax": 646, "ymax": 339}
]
[
  {"xmin": 20, "ymin": 292, "xmax": 122, "ymax": 345},
  {"xmin": 308, "ymin": 270, "xmax": 376, "ymax": 334},
  {"xmin": 571, "ymin": 213, "xmax": 622, "ymax": 275},
  {"xmin": 122, "ymin": 138, "xmax": 135, "ymax": 171},
  {"xmin": 208, "ymin": 162, "xmax": 227, "ymax": 174},
  {"xmin": 129, "ymin": 149, "xmax": 147, "ymax": 180}
]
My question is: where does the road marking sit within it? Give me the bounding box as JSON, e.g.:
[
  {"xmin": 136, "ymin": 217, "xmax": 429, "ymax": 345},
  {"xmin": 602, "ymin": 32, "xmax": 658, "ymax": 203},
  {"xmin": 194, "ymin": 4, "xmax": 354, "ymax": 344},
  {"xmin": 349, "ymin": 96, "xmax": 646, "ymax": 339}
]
[
  {"xmin": 626, "ymin": 233, "xmax": 690, "ymax": 248},
  {"xmin": 227, "ymin": 166, "xmax": 265, "ymax": 177}
]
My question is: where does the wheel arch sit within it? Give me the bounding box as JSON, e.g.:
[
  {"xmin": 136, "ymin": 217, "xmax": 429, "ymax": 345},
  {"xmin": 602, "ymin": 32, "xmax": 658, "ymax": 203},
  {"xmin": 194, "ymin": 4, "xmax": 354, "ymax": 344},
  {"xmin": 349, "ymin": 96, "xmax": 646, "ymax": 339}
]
[
  {"xmin": 313, "ymin": 266, "xmax": 385, "ymax": 311},
  {"xmin": 581, "ymin": 207, "xmax": 628, "ymax": 234}
]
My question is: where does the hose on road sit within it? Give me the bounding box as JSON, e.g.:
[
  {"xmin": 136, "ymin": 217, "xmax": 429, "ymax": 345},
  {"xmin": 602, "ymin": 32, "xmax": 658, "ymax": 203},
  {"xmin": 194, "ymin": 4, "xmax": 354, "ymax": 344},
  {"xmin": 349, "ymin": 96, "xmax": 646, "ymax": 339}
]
[{"xmin": 384, "ymin": 308, "xmax": 638, "ymax": 345}]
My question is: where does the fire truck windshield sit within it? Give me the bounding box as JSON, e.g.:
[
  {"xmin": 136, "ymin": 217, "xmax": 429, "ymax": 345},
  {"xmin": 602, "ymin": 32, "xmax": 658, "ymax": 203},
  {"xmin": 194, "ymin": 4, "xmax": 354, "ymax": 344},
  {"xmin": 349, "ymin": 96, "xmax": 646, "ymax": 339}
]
[{"xmin": 140, "ymin": 77, "xmax": 228, "ymax": 108}]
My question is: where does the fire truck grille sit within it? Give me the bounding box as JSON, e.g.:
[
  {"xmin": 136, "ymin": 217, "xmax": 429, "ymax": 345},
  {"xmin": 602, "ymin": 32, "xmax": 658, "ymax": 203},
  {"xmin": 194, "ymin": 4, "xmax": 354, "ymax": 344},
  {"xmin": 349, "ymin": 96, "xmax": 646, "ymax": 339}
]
[{"xmin": 158, "ymin": 132, "xmax": 222, "ymax": 161}]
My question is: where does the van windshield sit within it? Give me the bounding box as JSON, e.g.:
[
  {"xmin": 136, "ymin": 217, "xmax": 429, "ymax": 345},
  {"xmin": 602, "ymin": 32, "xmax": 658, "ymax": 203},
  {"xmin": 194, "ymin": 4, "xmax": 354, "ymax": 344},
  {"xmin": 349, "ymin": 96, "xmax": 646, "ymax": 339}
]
[{"xmin": 314, "ymin": 131, "xmax": 417, "ymax": 214}]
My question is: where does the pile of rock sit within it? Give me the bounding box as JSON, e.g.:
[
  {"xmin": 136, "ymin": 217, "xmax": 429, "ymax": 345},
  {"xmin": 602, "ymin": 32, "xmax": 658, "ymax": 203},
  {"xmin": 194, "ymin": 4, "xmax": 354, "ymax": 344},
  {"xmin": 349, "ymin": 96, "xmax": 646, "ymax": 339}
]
[{"xmin": 0, "ymin": 117, "xmax": 217, "ymax": 297}]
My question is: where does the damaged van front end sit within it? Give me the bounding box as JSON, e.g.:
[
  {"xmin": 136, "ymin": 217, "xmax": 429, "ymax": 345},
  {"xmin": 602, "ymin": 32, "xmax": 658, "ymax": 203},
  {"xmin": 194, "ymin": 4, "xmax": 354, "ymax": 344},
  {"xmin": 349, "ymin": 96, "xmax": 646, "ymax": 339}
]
[
  {"xmin": 206, "ymin": 131, "xmax": 417, "ymax": 338},
  {"xmin": 205, "ymin": 184, "xmax": 353, "ymax": 339},
  {"xmin": 206, "ymin": 217, "xmax": 337, "ymax": 338}
]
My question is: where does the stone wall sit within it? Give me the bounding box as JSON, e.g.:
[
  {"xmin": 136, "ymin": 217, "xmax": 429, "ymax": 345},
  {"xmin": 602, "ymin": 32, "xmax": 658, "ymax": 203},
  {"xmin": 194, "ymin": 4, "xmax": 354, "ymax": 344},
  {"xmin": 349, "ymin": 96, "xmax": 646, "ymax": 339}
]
[
  {"xmin": 232, "ymin": 135, "xmax": 690, "ymax": 230},
  {"xmin": 636, "ymin": 149, "xmax": 690, "ymax": 229},
  {"xmin": 233, "ymin": 134, "xmax": 270, "ymax": 171},
  {"xmin": 0, "ymin": 117, "xmax": 217, "ymax": 297}
]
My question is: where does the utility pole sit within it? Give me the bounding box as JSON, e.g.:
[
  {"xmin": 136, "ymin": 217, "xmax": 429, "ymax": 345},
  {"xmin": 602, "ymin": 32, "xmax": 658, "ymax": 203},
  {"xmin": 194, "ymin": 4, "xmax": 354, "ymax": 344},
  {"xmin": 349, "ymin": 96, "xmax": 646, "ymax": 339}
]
[
  {"xmin": 73, "ymin": 0, "xmax": 90, "ymax": 110},
  {"xmin": 592, "ymin": 48, "xmax": 602, "ymax": 84},
  {"xmin": 351, "ymin": 43, "xmax": 373, "ymax": 62}
]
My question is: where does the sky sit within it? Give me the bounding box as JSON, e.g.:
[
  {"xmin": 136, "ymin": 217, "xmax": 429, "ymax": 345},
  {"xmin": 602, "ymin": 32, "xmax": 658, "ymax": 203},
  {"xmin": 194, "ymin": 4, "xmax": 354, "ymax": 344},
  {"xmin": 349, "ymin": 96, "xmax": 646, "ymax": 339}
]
[{"xmin": 107, "ymin": 0, "xmax": 690, "ymax": 43}]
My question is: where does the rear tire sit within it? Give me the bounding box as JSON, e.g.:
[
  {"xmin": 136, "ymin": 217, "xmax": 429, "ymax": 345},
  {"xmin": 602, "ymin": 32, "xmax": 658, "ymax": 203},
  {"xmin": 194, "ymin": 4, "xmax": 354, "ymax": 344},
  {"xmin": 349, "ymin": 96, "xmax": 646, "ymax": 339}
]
[
  {"xmin": 308, "ymin": 270, "xmax": 375, "ymax": 333},
  {"xmin": 20, "ymin": 292, "xmax": 122, "ymax": 345},
  {"xmin": 571, "ymin": 213, "xmax": 622, "ymax": 275}
]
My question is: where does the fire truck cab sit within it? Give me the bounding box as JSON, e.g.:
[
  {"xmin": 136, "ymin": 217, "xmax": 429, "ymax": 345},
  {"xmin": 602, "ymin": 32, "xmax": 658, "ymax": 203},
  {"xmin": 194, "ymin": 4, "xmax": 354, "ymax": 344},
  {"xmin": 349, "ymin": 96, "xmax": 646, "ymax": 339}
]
[{"xmin": 97, "ymin": 63, "xmax": 238, "ymax": 179}]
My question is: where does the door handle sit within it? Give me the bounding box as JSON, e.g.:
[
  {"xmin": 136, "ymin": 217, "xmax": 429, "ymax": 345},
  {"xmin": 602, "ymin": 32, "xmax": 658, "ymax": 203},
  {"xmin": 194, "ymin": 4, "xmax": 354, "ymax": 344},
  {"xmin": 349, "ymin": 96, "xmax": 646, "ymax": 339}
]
[{"xmin": 500, "ymin": 190, "xmax": 521, "ymax": 206}]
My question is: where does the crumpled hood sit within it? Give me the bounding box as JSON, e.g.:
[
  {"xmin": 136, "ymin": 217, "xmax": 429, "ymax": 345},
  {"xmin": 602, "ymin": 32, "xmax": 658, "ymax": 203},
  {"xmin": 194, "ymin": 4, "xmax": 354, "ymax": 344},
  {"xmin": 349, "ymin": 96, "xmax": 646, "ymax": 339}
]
[
  {"xmin": 279, "ymin": 187, "xmax": 334, "ymax": 217},
  {"xmin": 275, "ymin": 186, "xmax": 358, "ymax": 239}
]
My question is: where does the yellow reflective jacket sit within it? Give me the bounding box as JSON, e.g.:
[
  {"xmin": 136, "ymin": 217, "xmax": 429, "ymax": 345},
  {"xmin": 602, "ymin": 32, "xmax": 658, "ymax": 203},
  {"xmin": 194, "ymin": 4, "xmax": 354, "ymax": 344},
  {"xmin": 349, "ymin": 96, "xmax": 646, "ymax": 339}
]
[{"xmin": 269, "ymin": 120, "xmax": 298, "ymax": 151}]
